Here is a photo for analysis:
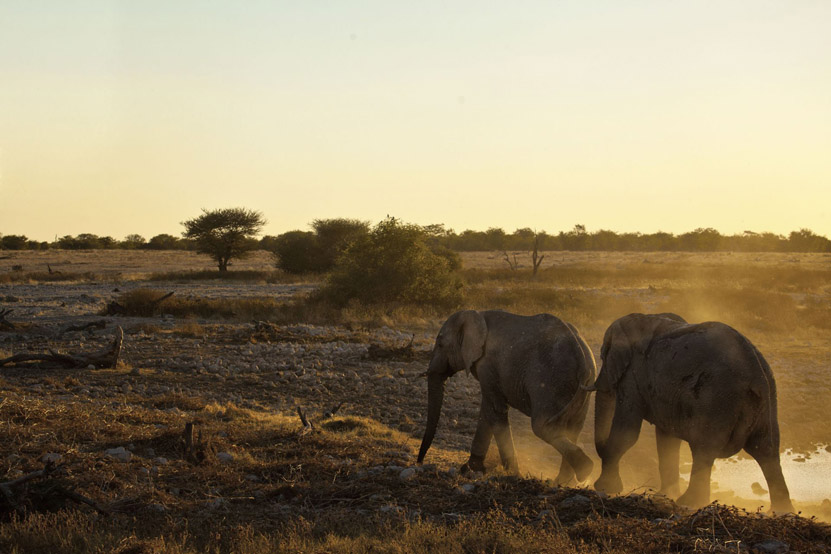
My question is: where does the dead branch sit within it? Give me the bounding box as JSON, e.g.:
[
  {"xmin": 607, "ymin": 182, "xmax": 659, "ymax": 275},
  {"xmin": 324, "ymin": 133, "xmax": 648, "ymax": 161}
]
[
  {"xmin": 51, "ymin": 485, "xmax": 110, "ymax": 515},
  {"xmin": 182, "ymin": 421, "xmax": 196, "ymax": 461},
  {"xmin": 532, "ymin": 234, "xmax": 545, "ymax": 277},
  {"xmin": 152, "ymin": 291, "xmax": 175, "ymax": 307},
  {"xmin": 106, "ymin": 291, "xmax": 174, "ymax": 316},
  {"xmin": 323, "ymin": 402, "xmax": 344, "ymax": 419},
  {"xmin": 297, "ymin": 407, "xmax": 314, "ymax": 435},
  {"xmin": 502, "ymin": 251, "xmax": 519, "ymax": 271},
  {"xmin": 365, "ymin": 335, "xmax": 421, "ymax": 361},
  {"xmin": 0, "ymin": 463, "xmax": 109, "ymax": 516},
  {"xmin": 181, "ymin": 421, "xmax": 207, "ymax": 464},
  {"xmin": 60, "ymin": 319, "xmax": 108, "ymax": 335},
  {"xmin": 0, "ymin": 326, "xmax": 123, "ymax": 369},
  {"xmin": 0, "ymin": 308, "xmax": 14, "ymax": 330}
]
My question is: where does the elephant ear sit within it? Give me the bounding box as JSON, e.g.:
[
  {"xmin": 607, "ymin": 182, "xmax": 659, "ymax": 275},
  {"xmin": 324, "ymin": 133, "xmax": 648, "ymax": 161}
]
[
  {"xmin": 455, "ymin": 310, "xmax": 487, "ymax": 373},
  {"xmin": 596, "ymin": 318, "xmax": 633, "ymax": 392}
]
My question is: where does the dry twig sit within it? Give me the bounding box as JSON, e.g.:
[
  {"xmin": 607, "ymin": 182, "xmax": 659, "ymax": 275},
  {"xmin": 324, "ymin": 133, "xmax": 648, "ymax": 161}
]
[{"xmin": 0, "ymin": 326, "xmax": 123, "ymax": 369}]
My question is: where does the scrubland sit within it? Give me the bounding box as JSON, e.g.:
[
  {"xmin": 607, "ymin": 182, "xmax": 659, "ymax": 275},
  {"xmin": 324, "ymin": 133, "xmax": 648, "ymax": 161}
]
[{"xmin": 0, "ymin": 249, "xmax": 830, "ymax": 552}]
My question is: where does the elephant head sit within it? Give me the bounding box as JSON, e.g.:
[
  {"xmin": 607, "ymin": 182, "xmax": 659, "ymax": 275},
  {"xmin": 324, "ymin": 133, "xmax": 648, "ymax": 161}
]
[
  {"xmin": 417, "ymin": 310, "xmax": 487, "ymax": 464},
  {"xmin": 592, "ymin": 312, "xmax": 687, "ymax": 393},
  {"xmin": 591, "ymin": 313, "xmax": 686, "ymax": 452}
]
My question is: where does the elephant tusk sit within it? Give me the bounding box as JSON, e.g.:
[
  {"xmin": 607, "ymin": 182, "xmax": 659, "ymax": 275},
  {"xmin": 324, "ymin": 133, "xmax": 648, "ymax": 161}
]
[{"xmin": 580, "ymin": 384, "xmax": 597, "ymax": 392}]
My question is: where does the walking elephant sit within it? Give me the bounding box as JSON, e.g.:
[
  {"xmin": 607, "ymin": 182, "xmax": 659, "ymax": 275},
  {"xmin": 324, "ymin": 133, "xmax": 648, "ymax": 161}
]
[
  {"xmin": 588, "ymin": 313, "xmax": 793, "ymax": 512},
  {"xmin": 417, "ymin": 310, "xmax": 596, "ymax": 484}
]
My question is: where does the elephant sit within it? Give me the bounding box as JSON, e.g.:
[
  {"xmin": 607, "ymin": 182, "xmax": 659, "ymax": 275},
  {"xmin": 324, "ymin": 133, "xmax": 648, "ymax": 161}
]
[
  {"xmin": 416, "ymin": 310, "xmax": 596, "ymax": 484},
  {"xmin": 587, "ymin": 313, "xmax": 794, "ymax": 512}
]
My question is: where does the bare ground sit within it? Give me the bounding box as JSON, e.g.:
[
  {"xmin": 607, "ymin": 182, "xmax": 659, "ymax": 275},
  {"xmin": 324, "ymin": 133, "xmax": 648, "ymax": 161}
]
[{"xmin": 1, "ymin": 249, "xmax": 830, "ymax": 552}]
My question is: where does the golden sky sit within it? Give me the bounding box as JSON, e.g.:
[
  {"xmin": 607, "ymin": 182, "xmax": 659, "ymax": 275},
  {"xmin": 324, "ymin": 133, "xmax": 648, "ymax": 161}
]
[{"xmin": 1, "ymin": 2, "xmax": 830, "ymax": 241}]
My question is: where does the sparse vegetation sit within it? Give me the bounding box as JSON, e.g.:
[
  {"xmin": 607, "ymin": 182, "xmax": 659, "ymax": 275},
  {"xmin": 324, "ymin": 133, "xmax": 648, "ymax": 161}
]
[
  {"xmin": 146, "ymin": 269, "xmax": 300, "ymax": 283},
  {"xmin": 2, "ymin": 248, "xmax": 831, "ymax": 552},
  {"xmin": 106, "ymin": 288, "xmax": 290, "ymax": 320}
]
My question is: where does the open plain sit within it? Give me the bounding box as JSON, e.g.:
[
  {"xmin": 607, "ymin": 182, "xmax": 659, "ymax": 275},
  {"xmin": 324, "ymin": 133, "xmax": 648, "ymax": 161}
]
[{"xmin": 1, "ymin": 249, "xmax": 830, "ymax": 552}]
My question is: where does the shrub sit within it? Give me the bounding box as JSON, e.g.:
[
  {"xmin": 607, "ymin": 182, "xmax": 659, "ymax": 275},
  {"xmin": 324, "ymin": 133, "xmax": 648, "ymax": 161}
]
[
  {"xmin": 270, "ymin": 219, "xmax": 369, "ymax": 275},
  {"xmin": 311, "ymin": 218, "xmax": 370, "ymax": 268},
  {"xmin": 318, "ymin": 217, "xmax": 463, "ymax": 308},
  {"xmin": 270, "ymin": 231, "xmax": 326, "ymax": 274}
]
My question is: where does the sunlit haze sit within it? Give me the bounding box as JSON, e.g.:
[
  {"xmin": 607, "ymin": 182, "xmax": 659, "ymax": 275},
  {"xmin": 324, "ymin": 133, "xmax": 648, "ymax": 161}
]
[{"xmin": 1, "ymin": 1, "xmax": 830, "ymax": 242}]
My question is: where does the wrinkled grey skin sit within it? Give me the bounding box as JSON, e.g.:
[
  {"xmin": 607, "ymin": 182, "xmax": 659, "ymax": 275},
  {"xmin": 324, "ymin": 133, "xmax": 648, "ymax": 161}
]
[
  {"xmin": 590, "ymin": 313, "xmax": 793, "ymax": 512},
  {"xmin": 417, "ymin": 310, "xmax": 596, "ymax": 484}
]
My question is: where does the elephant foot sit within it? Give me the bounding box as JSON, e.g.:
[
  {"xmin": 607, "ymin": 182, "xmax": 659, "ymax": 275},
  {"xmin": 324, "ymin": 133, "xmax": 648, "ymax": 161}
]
[
  {"xmin": 460, "ymin": 454, "xmax": 486, "ymax": 475},
  {"xmin": 568, "ymin": 451, "xmax": 594, "ymax": 483},
  {"xmin": 659, "ymin": 483, "xmax": 681, "ymax": 499},
  {"xmin": 553, "ymin": 470, "xmax": 575, "ymax": 487},
  {"xmin": 594, "ymin": 472, "xmax": 623, "ymax": 495},
  {"xmin": 676, "ymin": 489, "xmax": 708, "ymax": 509},
  {"xmin": 770, "ymin": 499, "xmax": 795, "ymax": 514},
  {"xmin": 502, "ymin": 457, "xmax": 519, "ymax": 476}
]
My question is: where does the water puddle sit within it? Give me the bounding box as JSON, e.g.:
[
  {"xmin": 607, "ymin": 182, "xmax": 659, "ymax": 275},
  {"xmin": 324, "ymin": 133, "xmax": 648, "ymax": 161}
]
[{"xmin": 705, "ymin": 446, "xmax": 831, "ymax": 503}]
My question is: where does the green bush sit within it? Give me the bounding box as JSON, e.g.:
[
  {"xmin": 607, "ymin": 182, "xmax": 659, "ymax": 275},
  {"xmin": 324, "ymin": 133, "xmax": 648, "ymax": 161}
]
[
  {"xmin": 270, "ymin": 219, "xmax": 369, "ymax": 274},
  {"xmin": 318, "ymin": 217, "xmax": 463, "ymax": 307},
  {"xmin": 270, "ymin": 231, "xmax": 326, "ymax": 274}
]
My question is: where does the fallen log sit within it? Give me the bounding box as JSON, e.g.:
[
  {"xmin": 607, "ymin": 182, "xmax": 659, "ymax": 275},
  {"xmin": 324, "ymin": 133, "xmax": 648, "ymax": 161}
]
[
  {"xmin": 0, "ymin": 327, "xmax": 123, "ymax": 369},
  {"xmin": 60, "ymin": 319, "xmax": 108, "ymax": 335},
  {"xmin": 0, "ymin": 308, "xmax": 14, "ymax": 331},
  {"xmin": 106, "ymin": 291, "xmax": 174, "ymax": 316},
  {"xmin": 0, "ymin": 463, "xmax": 109, "ymax": 516}
]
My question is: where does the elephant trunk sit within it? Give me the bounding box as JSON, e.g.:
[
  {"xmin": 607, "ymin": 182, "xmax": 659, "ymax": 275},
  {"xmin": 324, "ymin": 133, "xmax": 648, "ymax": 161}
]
[
  {"xmin": 417, "ymin": 373, "xmax": 448, "ymax": 464},
  {"xmin": 594, "ymin": 390, "xmax": 616, "ymax": 456}
]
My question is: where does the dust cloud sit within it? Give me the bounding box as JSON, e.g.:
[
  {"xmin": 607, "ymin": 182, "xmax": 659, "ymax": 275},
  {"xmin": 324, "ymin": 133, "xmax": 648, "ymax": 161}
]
[{"xmin": 505, "ymin": 402, "xmax": 831, "ymax": 522}]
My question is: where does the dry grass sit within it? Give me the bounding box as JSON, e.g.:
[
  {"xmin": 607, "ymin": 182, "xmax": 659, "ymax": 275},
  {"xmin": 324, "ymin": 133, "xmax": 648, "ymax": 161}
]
[
  {"xmin": 461, "ymin": 258, "xmax": 831, "ymax": 336},
  {"xmin": 0, "ymin": 390, "xmax": 828, "ymax": 553},
  {"xmin": 0, "ymin": 270, "xmax": 107, "ymax": 284},
  {"xmin": 106, "ymin": 288, "xmax": 290, "ymax": 321},
  {"xmin": 3, "ymin": 250, "xmax": 831, "ymax": 551},
  {"xmin": 146, "ymin": 269, "xmax": 307, "ymax": 284}
]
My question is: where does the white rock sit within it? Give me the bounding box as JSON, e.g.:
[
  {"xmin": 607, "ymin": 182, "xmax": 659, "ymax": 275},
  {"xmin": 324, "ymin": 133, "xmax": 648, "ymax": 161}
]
[
  {"xmin": 399, "ymin": 468, "xmax": 417, "ymax": 481},
  {"xmin": 41, "ymin": 453, "xmax": 62, "ymax": 464},
  {"xmin": 106, "ymin": 447, "xmax": 132, "ymax": 462},
  {"xmin": 559, "ymin": 494, "xmax": 591, "ymax": 509}
]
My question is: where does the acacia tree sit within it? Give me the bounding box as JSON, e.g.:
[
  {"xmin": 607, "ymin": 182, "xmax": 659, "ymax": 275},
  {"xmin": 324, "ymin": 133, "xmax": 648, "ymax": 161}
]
[{"xmin": 182, "ymin": 208, "xmax": 266, "ymax": 271}]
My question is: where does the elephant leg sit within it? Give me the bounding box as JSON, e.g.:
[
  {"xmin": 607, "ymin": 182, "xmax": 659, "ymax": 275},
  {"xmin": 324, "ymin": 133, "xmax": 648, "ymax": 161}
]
[
  {"xmin": 744, "ymin": 442, "xmax": 794, "ymax": 513},
  {"xmin": 594, "ymin": 412, "xmax": 643, "ymax": 494},
  {"xmin": 676, "ymin": 448, "xmax": 714, "ymax": 509},
  {"xmin": 492, "ymin": 419, "xmax": 518, "ymax": 474},
  {"xmin": 476, "ymin": 399, "xmax": 518, "ymax": 474},
  {"xmin": 462, "ymin": 413, "xmax": 494, "ymax": 474},
  {"xmin": 552, "ymin": 429, "xmax": 582, "ymax": 486},
  {"xmin": 531, "ymin": 417, "xmax": 593, "ymax": 483},
  {"xmin": 655, "ymin": 427, "xmax": 682, "ymax": 498}
]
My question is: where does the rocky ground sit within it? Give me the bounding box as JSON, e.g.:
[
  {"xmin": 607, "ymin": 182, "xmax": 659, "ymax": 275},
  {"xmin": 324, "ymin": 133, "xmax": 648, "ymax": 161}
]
[{"xmin": 2, "ymin": 252, "xmax": 831, "ymax": 551}]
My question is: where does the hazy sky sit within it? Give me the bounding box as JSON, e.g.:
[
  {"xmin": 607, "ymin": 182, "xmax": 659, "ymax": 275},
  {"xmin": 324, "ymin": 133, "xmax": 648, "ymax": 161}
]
[{"xmin": 1, "ymin": 1, "xmax": 830, "ymax": 241}]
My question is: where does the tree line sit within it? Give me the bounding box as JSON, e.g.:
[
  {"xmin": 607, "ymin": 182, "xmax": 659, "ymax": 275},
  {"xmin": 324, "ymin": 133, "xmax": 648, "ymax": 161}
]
[
  {"xmin": 0, "ymin": 233, "xmax": 194, "ymax": 251},
  {"xmin": 2, "ymin": 223, "xmax": 830, "ymax": 254}
]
